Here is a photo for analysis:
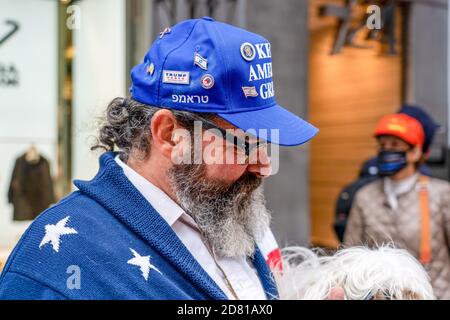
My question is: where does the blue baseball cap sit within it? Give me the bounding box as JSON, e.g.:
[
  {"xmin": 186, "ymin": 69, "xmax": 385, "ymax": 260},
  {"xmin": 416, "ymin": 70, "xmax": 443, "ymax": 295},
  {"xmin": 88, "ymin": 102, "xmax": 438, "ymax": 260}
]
[{"xmin": 130, "ymin": 17, "xmax": 318, "ymax": 146}]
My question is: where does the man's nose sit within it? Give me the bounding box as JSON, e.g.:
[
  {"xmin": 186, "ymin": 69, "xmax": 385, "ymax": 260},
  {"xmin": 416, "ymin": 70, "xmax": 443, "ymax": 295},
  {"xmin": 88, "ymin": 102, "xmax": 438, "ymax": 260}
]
[{"xmin": 246, "ymin": 148, "xmax": 272, "ymax": 178}]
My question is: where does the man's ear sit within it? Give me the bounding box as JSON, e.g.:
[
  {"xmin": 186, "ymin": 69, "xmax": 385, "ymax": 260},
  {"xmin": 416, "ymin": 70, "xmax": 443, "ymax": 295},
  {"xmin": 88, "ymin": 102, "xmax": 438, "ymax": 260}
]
[{"xmin": 150, "ymin": 109, "xmax": 179, "ymax": 159}]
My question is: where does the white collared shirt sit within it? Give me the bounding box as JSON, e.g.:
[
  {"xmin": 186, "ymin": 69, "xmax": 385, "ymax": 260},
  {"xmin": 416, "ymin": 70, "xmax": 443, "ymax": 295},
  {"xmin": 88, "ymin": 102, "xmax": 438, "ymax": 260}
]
[{"xmin": 115, "ymin": 156, "xmax": 267, "ymax": 300}]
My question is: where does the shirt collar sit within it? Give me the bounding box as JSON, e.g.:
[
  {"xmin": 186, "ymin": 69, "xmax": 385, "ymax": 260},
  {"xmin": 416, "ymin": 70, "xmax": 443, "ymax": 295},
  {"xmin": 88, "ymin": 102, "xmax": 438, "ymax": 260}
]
[
  {"xmin": 115, "ymin": 155, "xmax": 188, "ymax": 227},
  {"xmin": 383, "ymin": 172, "xmax": 420, "ymax": 209},
  {"xmin": 384, "ymin": 172, "xmax": 420, "ymax": 195}
]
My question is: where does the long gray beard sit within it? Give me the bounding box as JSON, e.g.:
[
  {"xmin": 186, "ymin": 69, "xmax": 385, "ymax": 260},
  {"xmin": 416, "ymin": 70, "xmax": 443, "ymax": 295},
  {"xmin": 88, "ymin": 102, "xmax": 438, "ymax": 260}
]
[{"xmin": 167, "ymin": 164, "xmax": 271, "ymax": 258}]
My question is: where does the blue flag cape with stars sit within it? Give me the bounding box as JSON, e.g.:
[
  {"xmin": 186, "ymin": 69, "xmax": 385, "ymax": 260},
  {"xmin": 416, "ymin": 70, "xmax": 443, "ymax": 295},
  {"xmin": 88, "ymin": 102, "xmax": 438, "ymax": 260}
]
[{"xmin": 0, "ymin": 152, "xmax": 279, "ymax": 299}]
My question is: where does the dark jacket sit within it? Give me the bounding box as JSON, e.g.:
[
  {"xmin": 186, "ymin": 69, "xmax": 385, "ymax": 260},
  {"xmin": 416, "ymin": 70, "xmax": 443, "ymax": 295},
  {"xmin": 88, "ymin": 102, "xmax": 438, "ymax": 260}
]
[{"xmin": 8, "ymin": 154, "xmax": 55, "ymax": 221}]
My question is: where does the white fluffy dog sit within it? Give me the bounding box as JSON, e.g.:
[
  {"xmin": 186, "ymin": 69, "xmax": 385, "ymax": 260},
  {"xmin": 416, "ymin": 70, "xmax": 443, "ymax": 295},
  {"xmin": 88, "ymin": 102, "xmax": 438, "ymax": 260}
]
[{"xmin": 273, "ymin": 245, "xmax": 435, "ymax": 300}]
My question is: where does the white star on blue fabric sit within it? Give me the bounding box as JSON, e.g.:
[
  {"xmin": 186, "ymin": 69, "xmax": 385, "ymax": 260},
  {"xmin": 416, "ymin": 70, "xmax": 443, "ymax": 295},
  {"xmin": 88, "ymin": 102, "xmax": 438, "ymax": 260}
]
[
  {"xmin": 127, "ymin": 248, "xmax": 162, "ymax": 280},
  {"xmin": 39, "ymin": 216, "xmax": 78, "ymax": 252}
]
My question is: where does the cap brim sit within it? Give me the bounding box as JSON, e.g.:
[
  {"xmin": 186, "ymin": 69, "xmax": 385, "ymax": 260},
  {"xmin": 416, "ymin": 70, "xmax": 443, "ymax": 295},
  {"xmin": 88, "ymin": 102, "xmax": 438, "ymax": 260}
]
[{"xmin": 218, "ymin": 104, "xmax": 318, "ymax": 146}]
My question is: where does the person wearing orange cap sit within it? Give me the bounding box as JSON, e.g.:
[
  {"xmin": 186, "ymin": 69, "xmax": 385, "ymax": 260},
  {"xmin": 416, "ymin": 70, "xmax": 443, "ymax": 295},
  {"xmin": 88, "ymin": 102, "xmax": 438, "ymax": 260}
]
[{"xmin": 344, "ymin": 113, "xmax": 450, "ymax": 299}]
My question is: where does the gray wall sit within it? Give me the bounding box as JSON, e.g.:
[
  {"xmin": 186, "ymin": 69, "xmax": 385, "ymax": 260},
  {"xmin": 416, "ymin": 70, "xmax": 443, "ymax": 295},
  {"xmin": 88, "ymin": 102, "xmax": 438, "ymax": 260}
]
[
  {"xmin": 245, "ymin": 0, "xmax": 310, "ymax": 247},
  {"xmin": 405, "ymin": 1, "xmax": 448, "ymax": 179}
]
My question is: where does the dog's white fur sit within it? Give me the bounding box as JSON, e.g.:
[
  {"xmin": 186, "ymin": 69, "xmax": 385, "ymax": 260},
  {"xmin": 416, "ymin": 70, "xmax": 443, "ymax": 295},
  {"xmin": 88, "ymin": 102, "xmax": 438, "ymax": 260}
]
[{"xmin": 273, "ymin": 244, "xmax": 435, "ymax": 300}]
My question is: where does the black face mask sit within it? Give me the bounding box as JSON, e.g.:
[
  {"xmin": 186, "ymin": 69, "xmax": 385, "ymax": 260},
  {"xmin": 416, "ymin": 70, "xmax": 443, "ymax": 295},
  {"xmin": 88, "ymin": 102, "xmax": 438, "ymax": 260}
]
[{"xmin": 377, "ymin": 150, "xmax": 408, "ymax": 177}]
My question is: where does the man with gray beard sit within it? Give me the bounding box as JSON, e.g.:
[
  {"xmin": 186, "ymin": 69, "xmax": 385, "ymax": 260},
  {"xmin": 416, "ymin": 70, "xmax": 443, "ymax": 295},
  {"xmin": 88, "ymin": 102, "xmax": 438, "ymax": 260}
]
[
  {"xmin": 0, "ymin": 18, "xmax": 319, "ymax": 300},
  {"xmin": 168, "ymin": 160, "xmax": 270, "ymax": 259}
]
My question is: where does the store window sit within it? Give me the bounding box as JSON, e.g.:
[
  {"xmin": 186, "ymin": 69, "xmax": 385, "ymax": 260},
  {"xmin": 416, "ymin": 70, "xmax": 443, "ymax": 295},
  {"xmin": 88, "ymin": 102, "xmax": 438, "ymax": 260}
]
[{"xmin": 0, "ymin": 0, "xmax": 58, "ymax": 254}]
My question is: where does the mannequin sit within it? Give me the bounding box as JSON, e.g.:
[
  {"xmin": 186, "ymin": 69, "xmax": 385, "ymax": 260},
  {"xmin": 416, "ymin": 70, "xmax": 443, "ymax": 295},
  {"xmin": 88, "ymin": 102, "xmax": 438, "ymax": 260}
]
[
  {"xmin": 8, "ymin": 145, "xmax": 54, "ymax": 221},
  {"xmin": 24, "ymin": 144, "xmax": 41, "ymax": 164}
]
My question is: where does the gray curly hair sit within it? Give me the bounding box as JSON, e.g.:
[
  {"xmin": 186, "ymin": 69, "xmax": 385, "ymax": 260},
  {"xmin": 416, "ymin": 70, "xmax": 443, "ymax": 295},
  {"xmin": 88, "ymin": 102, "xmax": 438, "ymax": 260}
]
[{"xmin": 91, "ymin": 97, "xmax": 213, "ymax": 162}]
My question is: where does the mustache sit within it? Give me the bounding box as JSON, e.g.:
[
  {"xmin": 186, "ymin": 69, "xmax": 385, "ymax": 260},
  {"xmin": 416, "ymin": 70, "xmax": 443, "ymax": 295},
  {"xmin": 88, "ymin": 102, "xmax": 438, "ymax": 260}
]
[
  {"xmin": 201, "ymin": 170, "xmax": 263, "ymax": 199},
  {"xmin": 227, "ymin": 172, "xmax": 262, "ymax": 201},
  {"xmin": 167, "ymin": 163, "xmax": 263, "ymax": 204},
  {"xmin": 168, "ymin": 163, "xmax": 270, "ymax": 258}
]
